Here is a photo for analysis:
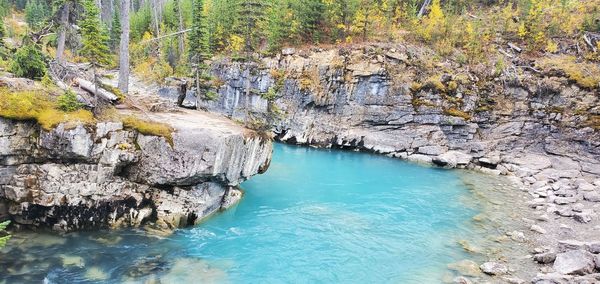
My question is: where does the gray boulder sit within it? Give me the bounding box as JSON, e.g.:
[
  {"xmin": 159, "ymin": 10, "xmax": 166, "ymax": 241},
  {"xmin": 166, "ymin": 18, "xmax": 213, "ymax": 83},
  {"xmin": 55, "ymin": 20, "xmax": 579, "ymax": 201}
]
[
  {"xmin": 553, "ymin": 250, "xmax": 596, "ymax": 275},
  {"xmin": 534, "ymin": 252, "xmax": 557, "ymax": 264}
]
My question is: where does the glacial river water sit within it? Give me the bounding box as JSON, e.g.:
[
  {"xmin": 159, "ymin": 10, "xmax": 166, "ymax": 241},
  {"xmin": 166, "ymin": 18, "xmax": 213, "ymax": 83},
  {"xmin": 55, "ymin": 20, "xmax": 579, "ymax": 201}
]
[{"xmin": 0, "ymin": 143, "xmax": 534, "ymax": 283}]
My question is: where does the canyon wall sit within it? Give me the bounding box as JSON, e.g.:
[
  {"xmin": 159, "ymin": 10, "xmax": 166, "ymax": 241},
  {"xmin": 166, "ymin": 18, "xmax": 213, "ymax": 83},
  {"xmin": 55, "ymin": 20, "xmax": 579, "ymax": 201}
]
[{"xmin": 201, "ymin": 44, "xmax": 599, "ymax": 178}]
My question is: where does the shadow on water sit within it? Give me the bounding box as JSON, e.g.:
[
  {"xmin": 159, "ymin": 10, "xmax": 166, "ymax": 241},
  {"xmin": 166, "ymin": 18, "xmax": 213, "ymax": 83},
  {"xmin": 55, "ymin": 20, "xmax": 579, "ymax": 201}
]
[{"xmin": 0, "ymin": 143, "xmax": 533, "ymax": 283}]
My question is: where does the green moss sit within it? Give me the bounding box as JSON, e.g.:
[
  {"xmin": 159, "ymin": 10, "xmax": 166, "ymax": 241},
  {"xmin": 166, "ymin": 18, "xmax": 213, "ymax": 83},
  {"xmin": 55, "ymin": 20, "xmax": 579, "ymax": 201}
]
[
  {"xmin": 0, "ymin": 88, "xmax": 95, "ymax": 130},
  {"xmin": 204, "ymin": 91, "xmax": 220, "ymax": 101},
  {"xmin": 444, "ymin": 108, "xmax": 472, "ymax": 120},
  {"xmin": 122, "ymin": 115, "xmax": 174, "ymax": 146},
  {"xmin": 100, "ymin": 84, "xmax": 126, "ymax": 101},
  {"xmin": 411, "ymin": 97, "xmax": 436, "ymax": 108}
]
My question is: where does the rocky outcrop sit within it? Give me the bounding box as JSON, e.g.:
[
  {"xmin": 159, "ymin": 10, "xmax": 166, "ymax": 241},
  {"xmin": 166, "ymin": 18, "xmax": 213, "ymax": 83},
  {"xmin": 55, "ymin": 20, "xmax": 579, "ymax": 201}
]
[
  {"xmin": 194, "ymin": 43, "xmax": 600, "ymax": 281},
  {"xmin": 0, "ymin": 110, "xmax": 272, "ymax": 232}
]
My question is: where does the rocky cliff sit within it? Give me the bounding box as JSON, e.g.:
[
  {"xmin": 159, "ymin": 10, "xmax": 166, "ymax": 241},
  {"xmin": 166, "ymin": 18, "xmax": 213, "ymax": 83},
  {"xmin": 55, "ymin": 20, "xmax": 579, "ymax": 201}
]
[
  {"xmin": 0, "ymin": 110, "xmax": 272, "ymax": 232},
  {"xmin": 199, "ymin": 44, "xmax": 600, "ymax": 282},
  {"xmin": 201, "ymin": 45, "xmax": 599, "ymax": 176}
]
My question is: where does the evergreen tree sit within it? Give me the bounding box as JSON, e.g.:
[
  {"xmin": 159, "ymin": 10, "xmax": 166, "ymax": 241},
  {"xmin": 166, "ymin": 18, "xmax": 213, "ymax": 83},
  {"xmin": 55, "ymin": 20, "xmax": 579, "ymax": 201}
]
[
  {"xmin": 294, "ymin": 0, "xmax": 326, "ymax": 43},
  {"xmin": 325, "ymin": 0, "xmax": 358, "ymax": 42},
  {"xmin": 25, "ymin": 0, "xmax": 49, "ymax": 30},
  {"xmin": 79, "ymin": 0, "xmax": 111, "ymax": 100},
  {"xmin": 0, "ymin": 14, "xmax": 5, "ymax": 41},
  {"xmin": 109, "ymin": 9, "xmax": 122, "ymax": 50},
  {"xmin": 189, "ymin": 0, "xmax": 209, "ymax": 62},
  {"xmin": 233, "ymin": 0, "xmax": 269, "ymax": 54},
  {"xmin": 189, "ymin": 0, "xmax": 210, "ymax": 97},
  {"xmin": 266, "ymin": 0, "xmax": 296, "ymax": 51}
]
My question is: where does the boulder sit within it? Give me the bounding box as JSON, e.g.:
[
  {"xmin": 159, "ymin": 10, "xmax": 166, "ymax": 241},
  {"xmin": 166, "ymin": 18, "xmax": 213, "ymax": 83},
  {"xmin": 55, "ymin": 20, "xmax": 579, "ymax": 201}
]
[
  {"xmin": 434, "ymin": 151, "xmax": 472, "ymax": 168},
  {"xmin": 553, "ymin": 250, "xmax": 596, "ymax": 275},
  {"xmin": 583, "ymin": 192, "xmax": 600, "ymax": 202},
  {"xmin": 574, "ymin": 210, "xmax": 594, "ymax": 223},
  {"xmin": 558, "ymin": 240, "xmax": 587, "ymax": 252},
  {"xmin": 534, "ymin": 252, "xmax": 557, "ymax": 264},
  {"xmin": 479, "ymin": 262, "xmax": 508, "ymax": 275},
  {"xmin": 587, "ymin": 242, "xmax": 600, "ymax": 254},
  {"xmin": 418, "ymin": 146, "xmax": 447, "ymax": 156}
]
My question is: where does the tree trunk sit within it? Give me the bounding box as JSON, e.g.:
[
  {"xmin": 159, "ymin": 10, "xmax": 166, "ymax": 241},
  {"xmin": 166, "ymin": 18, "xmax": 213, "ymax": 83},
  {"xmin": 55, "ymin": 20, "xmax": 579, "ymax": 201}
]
[
  {"xmin": 151, "ymin": 0, "xmax": 161, "ymax": 37},
  {"xmin": 101, "ymin": 0, "xmax": 114, "ymax": 27},
  {"xmin": 177, "ymin": 0, "xmax": 184, "ymax": 57},
  {"xmin": 56, "ymin": 2, "xmax": 71, "ymax": 64},
  {"xmin": 418, "ymin": 0, "xmax": 432, "ymax": 18},
  {"xmin": 95, "ymin": 0, "xmax": 102, "ymax": 19},
  {"xmin": 118, "ymin": 0, "xmax": 131, "ymax": 94}
]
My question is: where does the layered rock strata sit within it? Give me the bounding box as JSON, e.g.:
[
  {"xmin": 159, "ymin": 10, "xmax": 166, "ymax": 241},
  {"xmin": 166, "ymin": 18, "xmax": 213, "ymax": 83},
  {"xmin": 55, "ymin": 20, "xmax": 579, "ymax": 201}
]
[{"xmin": 0, "ymin": 110, "xmax": 272, "ymax": 232}]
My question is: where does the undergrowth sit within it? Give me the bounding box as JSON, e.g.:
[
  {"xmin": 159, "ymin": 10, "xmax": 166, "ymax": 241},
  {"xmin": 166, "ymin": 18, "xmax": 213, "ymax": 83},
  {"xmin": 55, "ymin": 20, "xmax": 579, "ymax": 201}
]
[{"xmin": 0, "ymin": 88, "xmax": 94, "ymax": 130}]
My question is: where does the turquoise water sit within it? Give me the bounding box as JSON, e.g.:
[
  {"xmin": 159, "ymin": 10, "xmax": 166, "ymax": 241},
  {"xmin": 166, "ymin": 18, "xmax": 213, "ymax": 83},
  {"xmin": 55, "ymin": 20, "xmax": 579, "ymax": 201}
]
[{"xmin": 1, "ymin": 144, "xmax": 492, "ymax": 283}]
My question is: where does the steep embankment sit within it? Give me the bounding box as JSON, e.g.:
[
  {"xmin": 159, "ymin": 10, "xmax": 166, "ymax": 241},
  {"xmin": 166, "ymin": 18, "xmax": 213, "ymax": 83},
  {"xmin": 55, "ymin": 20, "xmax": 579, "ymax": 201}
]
[
  {"xmin": 197, "ymin": 43, "xmax": 600, "ymax": 282},
  {"xmin": 0, "ymin": 90, "xmax": 272, "ymax": 232}
]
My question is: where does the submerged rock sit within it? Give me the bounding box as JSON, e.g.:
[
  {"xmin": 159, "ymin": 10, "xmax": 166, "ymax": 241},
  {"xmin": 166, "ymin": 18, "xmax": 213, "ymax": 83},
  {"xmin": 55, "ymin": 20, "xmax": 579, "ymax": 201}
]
[
  {"xmin": 60, "ymin": 254, "xmax": 85, "ymax": 268},
  {"xmin": 480, "ymin": 262, "xmax": 508, "ymax": 275},
  {"xmin": 85, "ymin": 266, "xmax": 109, "ymax": 281},
  {"xmin": 447, "ymin": 260, "xmax": 481, "ymax": 277}
]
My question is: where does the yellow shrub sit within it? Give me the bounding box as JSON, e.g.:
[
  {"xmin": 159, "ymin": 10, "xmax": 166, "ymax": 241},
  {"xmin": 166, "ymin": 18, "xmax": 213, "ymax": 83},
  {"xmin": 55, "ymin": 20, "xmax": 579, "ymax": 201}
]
[
  {"xmin": 418, "ymin": 0, "xmax": 446, "ymax": 42},
  {"xmin": 133, "ymin": 57, "xmax": 173, "ymax": 85},
  {"xmin": 423, "ymin": 75, "xmax": 446, "ymax": 92},
  {"xmin": 545, "ymin": 40, "xmax": 559, "ymax": 53},
  {"xmin": 229, "ymin": 35, "xmax": 244, "ymax": 53}
]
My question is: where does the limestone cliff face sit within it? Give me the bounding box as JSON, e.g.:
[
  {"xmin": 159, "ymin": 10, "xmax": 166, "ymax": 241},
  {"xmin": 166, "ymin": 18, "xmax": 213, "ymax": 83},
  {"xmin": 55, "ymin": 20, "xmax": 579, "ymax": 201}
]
[
  {"xmin": 0, "ymin": 110, "xmax": 272, "ymax": 232},
  {"xmin": 199, "ymin": 44, "xmax": 600, "ymax": 178}
]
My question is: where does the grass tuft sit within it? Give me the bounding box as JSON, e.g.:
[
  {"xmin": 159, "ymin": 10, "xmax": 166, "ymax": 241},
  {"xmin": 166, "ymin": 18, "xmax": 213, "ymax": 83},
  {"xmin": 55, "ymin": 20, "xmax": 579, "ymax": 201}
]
[
  {"xmin": 122, "ymin": 115, "xmax": 175, "ymax": 146},
  {"xmin": 444, "ymin": 108, "xmax": 472, "ymax": 120},
  {"xmin": 536, "ymin": 56, "xmax": 600, "ymax": 89}
]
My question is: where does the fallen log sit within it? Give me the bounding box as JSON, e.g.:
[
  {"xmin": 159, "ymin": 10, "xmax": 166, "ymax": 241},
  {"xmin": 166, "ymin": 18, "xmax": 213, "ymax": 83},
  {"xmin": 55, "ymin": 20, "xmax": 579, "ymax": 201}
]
[
  {"xmin": 508, "ymin": 42, "xmax": 522, "ymax": 53},
  {"xmin": 75, "ymin": 78, "xmax": 119, "ymax": 102},
  {"xmin": 583, "ymin": 33, "xmax": 598, "ymax": 53}
]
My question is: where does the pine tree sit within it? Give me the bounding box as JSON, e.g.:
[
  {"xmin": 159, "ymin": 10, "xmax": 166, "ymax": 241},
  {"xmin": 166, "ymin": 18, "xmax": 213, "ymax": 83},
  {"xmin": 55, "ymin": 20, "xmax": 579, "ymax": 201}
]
[
  {"xmin": 79, "ymin": 0, "xmax": 112, "ymax": 101},
  {"xmin": 233, "ymin": 0, "xmax": 269, "ymax": 54},
  {"xmin": 25, "ymin": 0, "xmax": 49, "ymax": 30},
  {"xmin": 109, "ymin": 9, "xmax": 122, "ymax": 50},
  {"xmin": 55, "ymin": 1, "xmax": 74, "ymax": 64},
  {"xmin": 0, "ymin": 14, "xmax": 5, "ymax": 41},
  {"xmin": 294, "ymin": 0, "xmax": 326, "ymax": 43},
  {"xmin": 266, "ymin": 0, "xmax": 296, "ymax": 51},
  {"xmin": 325, "ymin": 0, "xmax": 358, "ymax": 42},
  {"xmin": 189, "ymin": 0, "xmax": 210, "ymax": 97},
  {"xmin": 189, "ymin": 0, "xmax": 209, "ymax": 63}
]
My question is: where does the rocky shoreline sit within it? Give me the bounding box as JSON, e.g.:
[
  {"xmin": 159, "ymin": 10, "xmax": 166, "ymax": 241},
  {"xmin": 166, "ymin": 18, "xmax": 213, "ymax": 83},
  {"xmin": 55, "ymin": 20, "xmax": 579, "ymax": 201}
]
[
  {"xmin": 195, "ymin": 43, "xmax": 600, "ymax": 282},
  {"xmin": 0, "ymin": 109, "xmax": 272, "ymax": 232}
]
